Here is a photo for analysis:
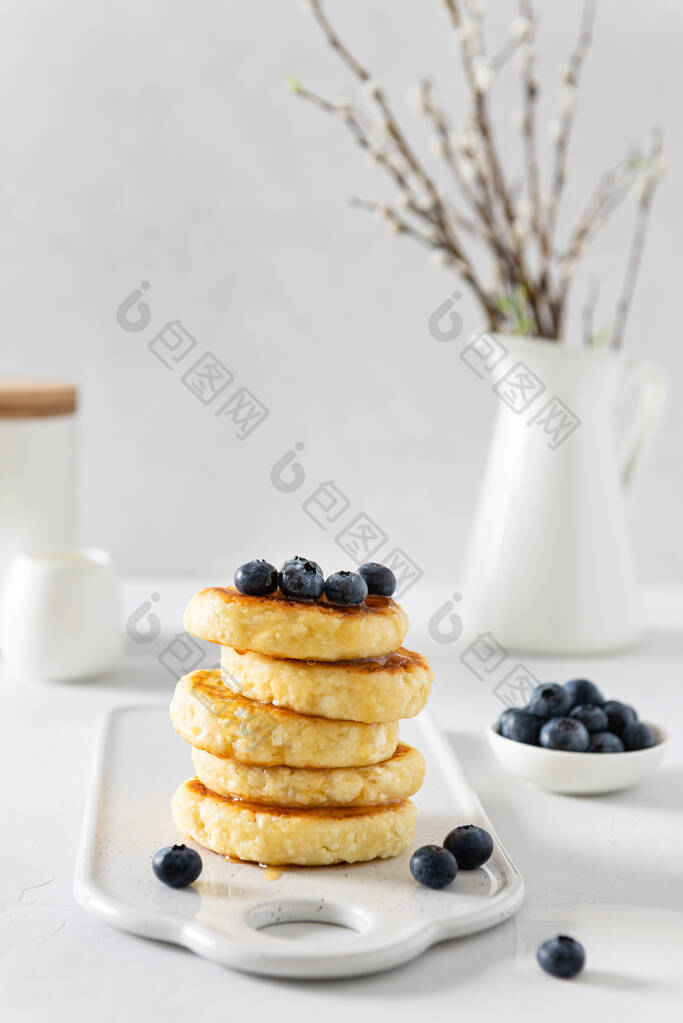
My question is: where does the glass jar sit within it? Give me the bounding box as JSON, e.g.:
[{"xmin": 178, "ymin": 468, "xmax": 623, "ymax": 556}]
[{"xmin": 0, "ymin": 379, "xmax": 78, "ymax": 586}]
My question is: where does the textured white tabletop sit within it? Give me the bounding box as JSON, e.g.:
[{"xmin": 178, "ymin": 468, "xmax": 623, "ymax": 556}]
[{"xmin": 1, "ymin": 578, "xmax": 682, "ymax": 1022}]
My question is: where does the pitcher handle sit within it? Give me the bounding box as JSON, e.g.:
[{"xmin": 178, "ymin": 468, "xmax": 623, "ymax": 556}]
[{"xmin": 618, "ymin": 359, "xmax": 668, "ymax": 491}]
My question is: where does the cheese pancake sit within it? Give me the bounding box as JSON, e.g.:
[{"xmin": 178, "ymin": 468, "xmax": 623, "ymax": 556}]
[
  {"xmin": 191, "ymin": 742, "xmax": 425, "ymax": 807},
  {"xmin": 172, "ymin": 778, "xmax": 416, "ymax": 865},
  {"xmin": 170, "ymin": 669, "xmax": 399, "ymax": 768},
  {"xmin": 219, "ymin": 646, "xmax": 432, "ymax": 723},
  {"xmin": 183, "ymin": 586, "xmax": 408, "ymax": 661}
]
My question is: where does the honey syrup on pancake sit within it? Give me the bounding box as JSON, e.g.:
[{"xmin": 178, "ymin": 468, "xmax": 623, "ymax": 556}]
[
  {"xmin": 186, "ymin": 779, "xmax": 407, "ymax": 818},
  {"xmin": 229, "ymin": 647, "xmax": 427, "ymax": 673},
  {"xmin": 210, "ymin": 586, "xmax": 396, "ymax": 617}
]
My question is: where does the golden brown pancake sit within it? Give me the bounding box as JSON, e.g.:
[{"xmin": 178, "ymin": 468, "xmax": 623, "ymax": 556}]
[
  {"xmin": 171, "ymin": 778, "xmax": 417, "ymax": 865},
  {"xmin": 219, "ymin": 645, "xmax": 432, "ymax": 723},
  {"xmin": 183, "ymin": 586, "xmax": 409, "ymax": 661},
  {"xmin": 191, "ymin": 742, "xmax": 425, "ymax": 807},
  {"xmin": 170, "ymin": 669, "xmax": 400, "ymax": 768}
]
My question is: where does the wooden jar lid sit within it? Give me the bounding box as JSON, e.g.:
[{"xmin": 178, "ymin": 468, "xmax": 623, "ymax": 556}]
[{"xmin": 0, "ymin": 379, "xmax": 78, "ymax": 418}]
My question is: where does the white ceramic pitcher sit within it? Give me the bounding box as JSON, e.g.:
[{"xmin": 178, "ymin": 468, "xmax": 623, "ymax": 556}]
[{"xmin": 463, "ymin": 336, "xmax": 667, "ymax": 654}]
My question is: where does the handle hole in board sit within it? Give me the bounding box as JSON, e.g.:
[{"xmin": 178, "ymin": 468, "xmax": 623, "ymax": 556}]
[{"xmin": 248, "ymin": 899, "xmax": 371, "ymax": 942}]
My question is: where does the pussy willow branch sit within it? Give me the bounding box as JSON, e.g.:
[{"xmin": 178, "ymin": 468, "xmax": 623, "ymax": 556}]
[
  {"xmin": 559, "ymin": 150, "xmax": 640, "ymax": 300},
  {"xmin": 611, "ymin": 132, "xmax": 664, "ymax": 350},
  {"xmin": 291, "ymin": 0, "xmax": 664, "ymax": 347},
  {"xmin": 306, "ymin": 0, "xmax": 502, "ymax": 326},
  {"xmin": 307, "ymin": 1, "xmax": 444, "ymax": 222},
  {"xmin": 518, "ymin": 3, "xmax": 550, "ymax": 290},
  {"xmin": 450, "ymin": 2, "xmax": 556, "ymax": 334},
  {"xmin": 441, "ymin": 0, "xmax": 514, "ymax": 232},
  {"xmin": 419, "ymin": 80, "xmax": 514, "ymax": 278},
  {"xmin": 441, "ymin": 0, "xmax": 549, "ymax": 335},
  {"xmin": 545, "ymin": 0, "xmax": 597, "ymax": 249},
  {"xmin": 295, "ymin": 83, "xmax": 500, "ymax": 326},
  {"xmin": 581, "ymin": 277, "xmax": 600, "ymax": 345},
  {"xmin": 294, "ymin": 85, "xmax": 413, "ymax": 198},
  {"xmin": 490, "ymin": 27, "xmax": 527, "ymax": 73},
  {"xmin": 349, "ymin": 197, "xmax": 439, "ymax": 249},
  {"xmin": 542, "ymin": 0, "xmax": 597, "ymax": 334}
]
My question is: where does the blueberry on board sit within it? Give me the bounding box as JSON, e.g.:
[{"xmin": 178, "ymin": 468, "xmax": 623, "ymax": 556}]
[
  {"xmin": 588, "ymin": 731, "xmax": 624, "ymax": 753},
  {"xmin": 443, "ymin": 825, "xmax": 493, "ymax": 870},
  {"xmin": 234, "ymin": 559, "xmax": 278, "ymax": 596},
  {"xmin": 602, "ymin": 700, "xmax": 637, "ymax": 736},
  {"xmin": 563, "ymin": 678, "xmax": 604, "ymax": 707},
  {"xmin": 498, "ymin": 708, "xmax": 541, "ymax": 745},
  {"xmin": 539, "ymin": 717, "xmax": 591, "ymax": 752},
  {"xmin": 528, "ymin": 683, "xmax": 571, "ymax": 720},
  {"xmin": 537, "ymin": 935, "xmax": 585, "ymax": 979},
  {"xmin": 358, "ymin": 562, "xmax": 396, "ymax": 597},
  {"xmin": 622, "ymin": 722, "xmax": 655, "ymax": 751},
  {"xmin": 410, "ymin": 845, "xmax": 458, "ymax": 889},
  {"xmin": 324, "ymin": 570, "xmax": 368, "ymax": 605},
  {"xmin": 152, "ymin": 844, "xmax": 202, "ymax": 888},
  {"xmin": 569, "ymin": 703, "xmax": 609, "ymax": 734},
  {"xmin": 279, "ymin": 558, "xmax": 325, "ymax": 601}
]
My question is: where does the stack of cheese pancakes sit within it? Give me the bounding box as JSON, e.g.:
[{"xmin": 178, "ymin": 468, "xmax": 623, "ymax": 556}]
[{"xmin": 170, "ymin": 556, "xmax": 433, "ymax": 867}]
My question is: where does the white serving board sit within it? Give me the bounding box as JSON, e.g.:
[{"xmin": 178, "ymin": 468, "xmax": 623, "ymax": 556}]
[{"xmin": 74, "ymin": 705, "xmax": 524, "ymax": 978}]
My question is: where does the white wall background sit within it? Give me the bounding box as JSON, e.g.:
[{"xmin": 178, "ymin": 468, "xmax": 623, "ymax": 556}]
[{"xmin": 1, "ymin": 0, "xmax": 681, "ymax": 584}]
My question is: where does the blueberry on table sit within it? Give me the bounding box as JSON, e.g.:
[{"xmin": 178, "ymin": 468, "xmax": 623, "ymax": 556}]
[
  {"xmin": 358, "ymin": 562, "xmax": 396, "ymax": 597},
  {"xmin": 152, "ymin": 844, "xmax": 202, "ymax": 888},
  {"xmin": 498, "ymin": 708, "xmax": 541, "ymax": 745},
  {"xmin": 537, "ymin": 935, "xmax": 585, "ymax": 979},
  {"xmin": 443, "ymin": 825, "xmax": 493, "ymax": 870},
  {"xmin": 410, "ymin": 845, "xmax": 458, "ymax": 889},
  {"xmin": 234, "ymin": 559, "xmax": 278, "ymax": 596},
  {"xmin": 324, "ymin": 570, "xmax": 368, "ymax": 605},
  {"xmin": 602, "ymin": 700, "xmax": 637, "ymax": 736},
  {"xmin": 563, "ymin": 678, "xmax": 604, "ymax": 707},
  {"xmin": 539, "ymin": 717, "xmax": 591, "ymax": 752},
  {"xmin": 569, "ymin": 703, "xmax": 609, "ymax": 733},
  {"xmin": 279, "ymin": 558, "xmax": 325, "ymax": 600},
  {"xmin": 588, "ymin": 731, "xmax": 624, "ymax": 753},
  {"xmin": 621, "ymin": 722, "xmax": 655, "ymax": 751}
]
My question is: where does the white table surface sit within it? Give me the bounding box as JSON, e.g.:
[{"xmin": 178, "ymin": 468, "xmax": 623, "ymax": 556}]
[{"xmin": 1, "ymin": 578, "xmax": 682, "ymax": 1022}]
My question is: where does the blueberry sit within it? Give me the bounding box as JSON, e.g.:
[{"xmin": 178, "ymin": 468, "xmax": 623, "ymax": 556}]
[
  {"xmin": 152, "ymin": 844, "xmax": 202, "ymax": 888},
  {"xmin": 279, "ymin": 558, "xmax": 324, "ymax": 601},
  {"xmin": 498, "ymin": 708, "xmax": 541, "ymax": 746},
  {"xmin": 569, "ymin": 703, "xmax": 608, "ymax": 734},
  {"xmin": 234, "ymin": 559, "xmax": 278, "ymax": 596},
  {"xmin": 498, "ymin": 707, "xmax": 518, "ymax": 733},
  {"xmin": 443, "ymin": 825, "xmax": 493, "ymax": 870},
  {"xmin": 357, "ymin": 562, "xmax": 396, "ymax": 597},
  {"xmin": 563, "ymin": 678, "xmax": 604, "ymax": 707},
  {"xmin": 602, "ymin": 700, "xmax": 637, "ymax": 736},
  {"xmin": 588, "ymin": 731, "xmax": 624, "ymax": 753},
  {"xmin": 537, "ymin": 935, "xmax": 585, "ymax": 979},
  {"xmin": 528, "ymin": 683, "xmax": 571, "ymax": 720},
  {"xmin": 622, "ymin": 722, "xmax": 655, "ymax": 751},
  {"xmin": 324, "ymin": 570, "xmax": 368, "ymax": 605},
  {"xmin": 539, "ymin": 717, "xmax": 590, "ymax": 752},
  {"xmin": 410, "ymin": 845, "xmax": 458, "ymax": 889}
]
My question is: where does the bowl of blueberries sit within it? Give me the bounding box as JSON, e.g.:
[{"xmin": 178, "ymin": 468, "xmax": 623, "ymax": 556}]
[{"xmin": 488, "ymin": 678, "xmax": 668, "ymax": 794}]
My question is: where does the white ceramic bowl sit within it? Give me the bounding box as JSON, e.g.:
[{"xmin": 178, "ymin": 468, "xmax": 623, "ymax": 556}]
[
  {"xmin": 0, "ymin": 547, "xmax": 122, "ymax": 681},
  {"xmin": 487, "ymin": 722, "xmax": 668, "ymax": 794}
]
